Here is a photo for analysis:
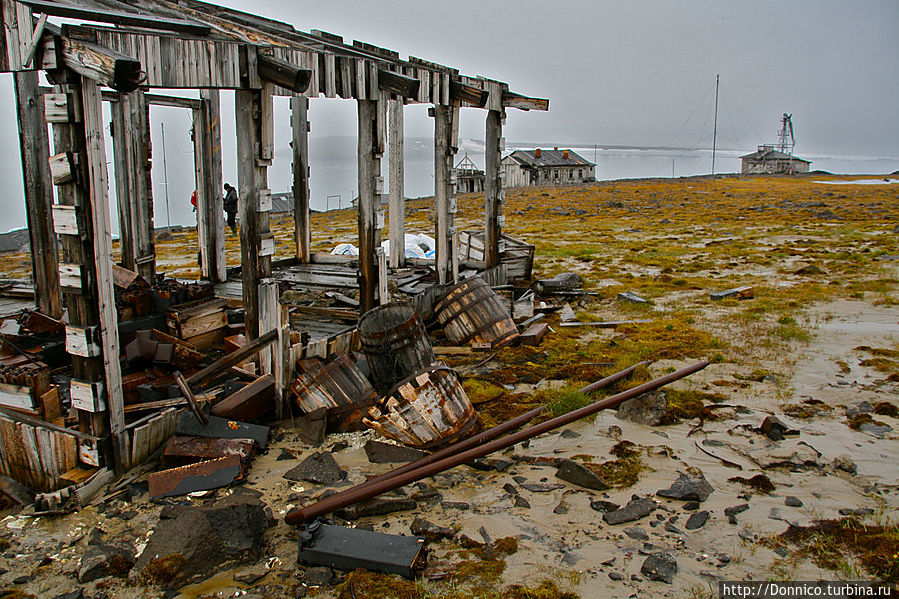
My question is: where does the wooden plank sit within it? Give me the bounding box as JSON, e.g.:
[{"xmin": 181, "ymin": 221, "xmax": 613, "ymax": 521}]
[
  {"xmin": 433, "ymin": 104, "xmax": 456, "ymax": 285},
  {"xmin": 357, "ymin": 98, "xmax": 381, "ymax": 312},
  {"xmin": 58, "ymin": 263, "xmax": 86, "ymax": 292},
  {"xmin": 21, "ymin": 0, "xmax": 211, "ymax": 35},
  {"xmin": 52, "ymin": 204, "xmax": 78, "ymax": 235},
  {"xmin": 388, "ymin": 98, "xmax": 405, "ymax": 269},
  {"xmin": 80, "ymin": 77, "xmax": 128, "ymax": 471},
  {"xmin": 484, "ymin": 108, "xmax": 504, "ymax": 268},
  {"xmin": 195, "ymin": 89, "xmax": 225, "ymax": 283},
  {"xmin": 520, "ymin": 323, "xmax": 549, "ymax": 346},
  {"xmin": 48, "ymin": 151, "xmax": 73, "ymax": 184},
  {"xmin": 209, "ymin": 373, "xmax": 275, "ymax": 421},
  {"xmin": 502, "ymin": 90, "xmax": 549, "ymax": 112},
  {"xmin": 291, "ymin": 95, "xmax": 311, "ymax": 263},
  {"xmin": 56, "ymin": 32, "xmax": 142, "ymax": 93},
  {"xmin": 15, "ymin": 70, "xmax": 62, "ymax": 318},
  {"xmin": 0, "ymin": 382, "xmax": 36, "ymax": 411},
  {"xmin": 110, "ymin": 93, "xmax": 138, "ymax": 270}
]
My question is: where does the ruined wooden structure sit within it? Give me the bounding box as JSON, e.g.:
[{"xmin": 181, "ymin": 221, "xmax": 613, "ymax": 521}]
[{"xmin": 1, "ymin": 0, "xmax": 547, "ymax": 479}]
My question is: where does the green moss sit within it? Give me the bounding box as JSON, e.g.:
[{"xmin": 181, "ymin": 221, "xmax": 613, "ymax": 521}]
[
  {"xmin": 462, "ymin": 379, "xmax": 506, "ymax": 405},
  {"xmin": 336, "ymin": 570, "xmax": 419, "ymax": 599},
  {"xmin": 586, "ymin": 457, "xmax": 646, "ymax": 488},
  {"xmin": 141, "ymin": 553, "xmax": 188, "ymax": 585},
  {"xmin": 662, "ymin": 389, "xmax": 726, "ymax": 423},
  {"xmin": 501, "ymin": 581, "xmax": 579, "ymax": 599}
]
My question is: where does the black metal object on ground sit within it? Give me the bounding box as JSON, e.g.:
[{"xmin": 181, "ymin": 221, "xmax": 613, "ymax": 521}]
[
  {"xmin": 298, "ymin": 521, "xmax": 425, "ymax": 579},
  {"xmin": 176, "ymin": 412, "xmax": 269, "ymax": 448}
]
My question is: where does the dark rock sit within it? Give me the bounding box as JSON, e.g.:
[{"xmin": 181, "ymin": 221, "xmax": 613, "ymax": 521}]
[
  {"xmin": 859, "ymin": 422, "xmax": 893, "ymax": 438},
  {"xmin": 502, "ymin": 483, "xmax": 519, "ymax": 495},
  {"xmin": 364, "ymin": 440, "xmax": 429, "ymax": 464},
  {"xmin": 117, "ymin": 510, "xmax": 138, "ymax": 521},
  {"xmin": 514, "ymin": 495, "xmax": 531, "ymax": 509},
  {"xmin": 641, "ymin": 552, "xmax": 677, "ymax": 583},
  {"xmin": 603, "ymin": 496, "xmax": 657, "ymax": 525},
  {"xmin": 725, "ymin": 503, "xmax": 749, "ymax": 525},
  {"xmin": 469, "ymin": 458, "xmax": 514, "ymax": 472},
  {"xmin": 51, "ymin": 591, "xmax": 84, "ymax": 599},
  {"xmin": 631, "ymin": 574, "xmax": 643, "ymax": 582},
  {"xmin": 410, "ymin": 518, "xmax": 453, "ymax": 542},
  {"xmin": 784, "ymin": 496, "xmax": 803, "ymax": 507},
  {"xmin": 832, "ymin": 455, "xmax": 857, "ymax": 474},
  {"xmin": 589, "ymin": 499, "xmax": 619, "ymax": 513},
  {"xmin": 234, "ymin": 568, "xmax": 268, "ymax": 584},
  {"xmin": 559, "ymin": 429, "xmax": 581, "ymax": 439},
  {"xmin": 553, "ymin": 500, "xmax": 570, "ymax": 515},
  {"xmin": 715, "ymin": 552, "xmax": 731, "ymax": 564},
  {"xmin": 283, "ymin": 452, "xmax": 346, "ymax": 485},
  {"xmin": 519, "ymin": 482, "xmax": 565, "ymax": 493},
  {"xmin": 555, "ymin": 458, "xmax": 609, "ymax": 491},
  {"xmin": 276, "ymin": 448, "xmax": 296, "ymax": 461},
  {"xmin": 685, "ymin": 511, "xmax": 710, "ymax": 530},
  {"xmin": 304, "ymin": 566, "xmax": 334, "ymax": 586},
  {"xmin": 839, "ymin": 507, "xmax": 874, "ymax": 516},
  {"xmin": 664, "ymin": 522, "xmax": 683, "ymax": 535},
  {"xmin": 512, "ymin": 475, "xmax": 528, "ymax": 484},
  {"xmin": 682, "ymin": 501, "xmax": 700, "ymax": 511},
  {"xmin": 330, "ymin": 440, "xmax": 349, "ymax": 453},
  {"xmin": 616, "ymin": 390, "xmax": 667, "ymax": 426},
  {"xmin": 608, "ymin": 572, "xmax": 623, "ymax": 581},
  {"xmin": 335, "ymin": 497, "xmax": 416, "ymax": 519},
  {"xmin": 87, "ymin": 527, "xmax": 106, "ymax": 546},
  {"xmin": 441, "ymin": 501, "xmax": 469, "ymax": 510},
  {"xmin": 12, "ymin": 575, "xmax": 33, "ymax": 584},
  {"xmin": 410, "ymin": 487, "xmax": 441, "ymax": 503},
  {"xmin": 760, "ymin": 416, "xmax": 799, "ymax": 440},
  {"xmin": 135, "ymin": 495, "xmax": 268, "ymax": 587},
  {"xmin": 640, "ymin": 542, "xmax": 659, "ymax": 555},
  {"xmin": 78, "ymin": 543, "xmax": 134, "ymax": 583},
  {"xmin": 624, "ymin": 527, "xmax": 649, "ymax": 541},
  {"xmin": 656, "ymin": 472, "xmax": 714, "ymax": 502}
]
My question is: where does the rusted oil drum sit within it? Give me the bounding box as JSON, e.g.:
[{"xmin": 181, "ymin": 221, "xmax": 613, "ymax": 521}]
[
  {"xmin": 289, "ymin": 354, "xmax": 379, "ymax": 432},
  {"xmin": 358, "ymin": 303, "xmax": 436, "ymax": 393},
  {"xmin": 434, "ymin": 276, "xmax": 519, "ymax": 348},
  {"xmin": 363, "ymin": 365, "xmax": 478, "ymax": 449}
]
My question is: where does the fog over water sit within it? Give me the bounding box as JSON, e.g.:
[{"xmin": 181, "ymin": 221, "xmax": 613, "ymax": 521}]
[{"xmin": 0, "ymin": 0, "xmax": 897, "ymax": 233}]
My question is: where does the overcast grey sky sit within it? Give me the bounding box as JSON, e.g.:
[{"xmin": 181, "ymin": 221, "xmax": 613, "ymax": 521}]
[{"xmin": 1, "ymin": 0, "xmax": 897, "ymax": 231}]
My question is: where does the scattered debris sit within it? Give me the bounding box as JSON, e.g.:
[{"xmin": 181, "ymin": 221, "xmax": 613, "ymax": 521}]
[
  {"xmin": 618, "ymin": 290, "xmax": 649, "ymax": 304},
  {"xmin": 365, "ymin": 440, "xmax": 430, "ymax": 464},
  {"xmin": 710, "ymin": 286, "xmax": 754, "ymax": 301},
  {"xmin": 148, "ymin": 455, "xmax": 244, "ymax": 499},
  {"xmin": 532, "ymin": 272, "xmax": 583, "ymax": 295},
  {"xmin": 759, "ymin": 415, "xmax": 799, "ymax": 441}
]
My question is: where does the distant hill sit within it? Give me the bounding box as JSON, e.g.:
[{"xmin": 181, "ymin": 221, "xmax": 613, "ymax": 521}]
[{"xmin": 0, "ymin": 228, "xmax": 29, "ymax": 253}]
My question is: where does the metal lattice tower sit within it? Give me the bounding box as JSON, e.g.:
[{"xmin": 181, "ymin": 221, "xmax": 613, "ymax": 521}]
[{"xmin": 777, "ymin": 113, "xmax": 795, "ymax": 155}]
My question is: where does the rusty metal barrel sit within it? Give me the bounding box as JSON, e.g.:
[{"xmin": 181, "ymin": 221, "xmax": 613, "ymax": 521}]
[
  {"xmin": 434, "ymin": 276, "xmax": 519, "ymax": 348},
  {"xmin": 358, "ymin": 303, "xmax": 436, "ymax": 393},
  {"xmin": 363, "ymin": 365, "xmax": 477, "ymax": 449}
]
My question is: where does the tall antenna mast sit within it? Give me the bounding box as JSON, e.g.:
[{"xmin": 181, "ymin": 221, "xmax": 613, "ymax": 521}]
[
  {"xmin": 711, "ymin": 74, "xmax": 719, "ymax": 175},
  {"xmin": 161, "ymin": 122, "xmax": 171, "ymax": 232}
]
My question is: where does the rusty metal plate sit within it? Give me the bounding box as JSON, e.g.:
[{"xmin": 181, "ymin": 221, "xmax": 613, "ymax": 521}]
[
  {"xmin": 148, "ymin": 455, "xmax": 242, "ymax": 499},
  {"xmin": 162, "ymin": 435, "xmax": 255, "ymax": 468}
]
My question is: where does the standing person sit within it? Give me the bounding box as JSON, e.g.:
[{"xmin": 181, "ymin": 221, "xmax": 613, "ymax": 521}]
[
  {"xmin": 223, "ymin": 183, "xmax": 238, "ymax": 234},
  {"xmin": 190, "ymin": 189, "xmax": 197, "ymax": 212}
]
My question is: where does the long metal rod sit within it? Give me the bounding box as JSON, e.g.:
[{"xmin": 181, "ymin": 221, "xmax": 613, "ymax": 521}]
[
  {"xmin": 285, "ymin": 360, "xmax": 708, "ymax": 525},
  {"xmin": 354, "ymin": 360, "xmax": 651, "ymax": 494},
  {"xmin": 711, "ymin": 74, "xmax": 719, "ymax": 175}
]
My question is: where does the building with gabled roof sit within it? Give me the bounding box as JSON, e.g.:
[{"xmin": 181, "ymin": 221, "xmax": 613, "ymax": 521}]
[
  {"xmin": 502, "ymin": 148, "xmax": 595, "ymax": 188},
  {"xmin": 741, "ymin": 145, "xmax": 811, "ymax": 174}
]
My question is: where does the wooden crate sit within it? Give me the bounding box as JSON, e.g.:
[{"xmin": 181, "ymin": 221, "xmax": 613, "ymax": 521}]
[
  {"xmin": 457, "ymin": 231, "xmax": 534, "ymax": 280},
  {"xmin": 166, "ymin": 298, "xmax": 228, "ymax": 350}
]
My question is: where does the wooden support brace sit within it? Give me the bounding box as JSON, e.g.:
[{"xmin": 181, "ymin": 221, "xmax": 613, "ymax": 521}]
[
  {"xmin": 258, "ymin": 52, "xmax": 312, "ymax": 93},
  {"xmin": 387, "ymin": 98, "xmax": 405, "ymax": 269}
]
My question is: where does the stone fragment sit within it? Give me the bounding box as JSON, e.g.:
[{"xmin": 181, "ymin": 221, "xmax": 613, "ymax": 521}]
[
  {"xmin": 410, "ymin": 518, "xmax": 454, "ymax": 542},
  {"xmin": 283, "ymin": 452, "xmax": 346, "ymax": 485},
  {"xmin": 656, "ymin": 472, "xmax": 714, "ymax": 502},
  {"xmin": 624, "ymin": 527, "xmax": 649, "ymax": 541},
  {"xmin": 603, "ymin": 496, "xmax": 657, "ymax": 525},
  {"xmin": 784, "ymin": 496, "xmax": 803, "ymax": 507},
  {"xmin": 555, "ymin": 458, "xmax": 609, "ymax": 491},
  {"xmin": 364, "ymin": 440, "xmax": 429, "ymax": 464},
  {"xmin": 617, "ymin": 391, "xmax": 668, "ymax": 426},
  {"xmin": 335, "ymin": 498, "xmax": 416, "ymax": 519},
  {"xmin": 685, "ymin": 511, "xmax": 710, "ymax": 530},
  {"xmin": 641, "ymin": 552, "xmax": 677, "ymax": 583}
]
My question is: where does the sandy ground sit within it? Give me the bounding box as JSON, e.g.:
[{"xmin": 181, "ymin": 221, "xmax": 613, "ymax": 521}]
[{"xmin": 1, "ymin": 175, "xmax": 897, "ymax": 598}]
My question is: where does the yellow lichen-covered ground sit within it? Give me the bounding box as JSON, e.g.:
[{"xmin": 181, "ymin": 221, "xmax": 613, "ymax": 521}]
[{"xmin": 2, "ymin": 174, "xmax": 898, "ymax": 598}]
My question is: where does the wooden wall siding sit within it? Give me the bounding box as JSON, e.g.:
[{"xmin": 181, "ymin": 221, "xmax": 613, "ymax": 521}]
[
  {"xmin": 126, "ymin": 407, "xmax": 177, "ymax": 470},
  {"xmin": 0, "ymin": 415, "xmax": 78, "ymax": 492},
  {"xmin": 94, "ymin": 30, "xmax": 243, "ymax": 88}
]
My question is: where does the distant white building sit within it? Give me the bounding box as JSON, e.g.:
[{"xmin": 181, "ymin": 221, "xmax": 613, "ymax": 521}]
[{"xmin": 501, "ymin": 148, "xmax": 595, "ymax": 188}]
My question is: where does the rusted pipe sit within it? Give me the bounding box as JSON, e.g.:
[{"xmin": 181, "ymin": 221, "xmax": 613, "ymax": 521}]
[
  {"xmin": 354, "ymin": 360, "xmax": 650, "ymax": 492},
  {"xmin": 285, "ymin": 359, "xmax": 708, "ymax": 525}
]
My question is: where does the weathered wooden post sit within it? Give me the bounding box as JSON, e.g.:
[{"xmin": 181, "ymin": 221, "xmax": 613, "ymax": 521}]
[
  {"xmin": 356, "ymin": 95, "xmax": 385, "ymax": 312},
  {"xmin": 235, "ymin": 76, "xmax": 274, "ymax": 340},
  {"xmin": 109, "ymin": 93, "xmax": 136, "ymax": 270},
  {"xmin": 49, "ymin": 74, "xmax": 127, "ymax": 472},
  {"xmin": 433, "ymin": 103, "xmax": 459, "ymax": 285},
  {"xmin": 484, "ymin": 81, "xmax": 506, "ymax": 269},
  {"xmin": 194, "ymin": 89, "xmax": 226, "ymax": 282},
  {"xmin": 291, "ymin": 95, "xmax": 311, "ymax": 263},
  {"xmin": 14, "ymin": 70, "xmax": 62, "ymax": 318},
  {"xmin": 388, "ymin": 98, "xmax": 405, "ymax": 269},
  {"xmin": 130, "ymin": 91, "xmax": 156, "ymax": 281}
]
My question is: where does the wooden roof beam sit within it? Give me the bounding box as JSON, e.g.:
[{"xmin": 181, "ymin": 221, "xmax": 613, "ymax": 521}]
[
  {"xmin": 502, "ymin": 90, "xmax": 549, "ymax": 112},
  {"xmin": 44, "ymin": 25, "xmax": 142, "ymax": 92},
  {"xmin": 19, "ymin": 0, "xmax": 211, "ymax": 36},
  {"xmin": 378, "ymin": 68, "xmax": 419, "ymax": 98},
  {"xmin": 450, "ymin": 79, "xmax": 488, "ymax": 108},
  {"xmin": 258, "ymin": 52, "xmax": 311, "ymax": 93},
  {"xmin": 101, "ymin": 89, "xmax": 202, "ymax": 110}
]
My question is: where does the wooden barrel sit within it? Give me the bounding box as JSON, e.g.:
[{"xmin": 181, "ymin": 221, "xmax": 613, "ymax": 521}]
[
  {"xmin": 357, "ymin": 303, "xmax": 436, "ymax": 393},
  {"xmin": 288, "ymin": 354, "xmax": 379, "ymax": 431},
  {"xmin": 434, "ymin": 276, "xmax": 519, "ymax": 348},
  {"xmin": 363, "ymin": 365, "xmax": 477, "ymax": 449}
]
